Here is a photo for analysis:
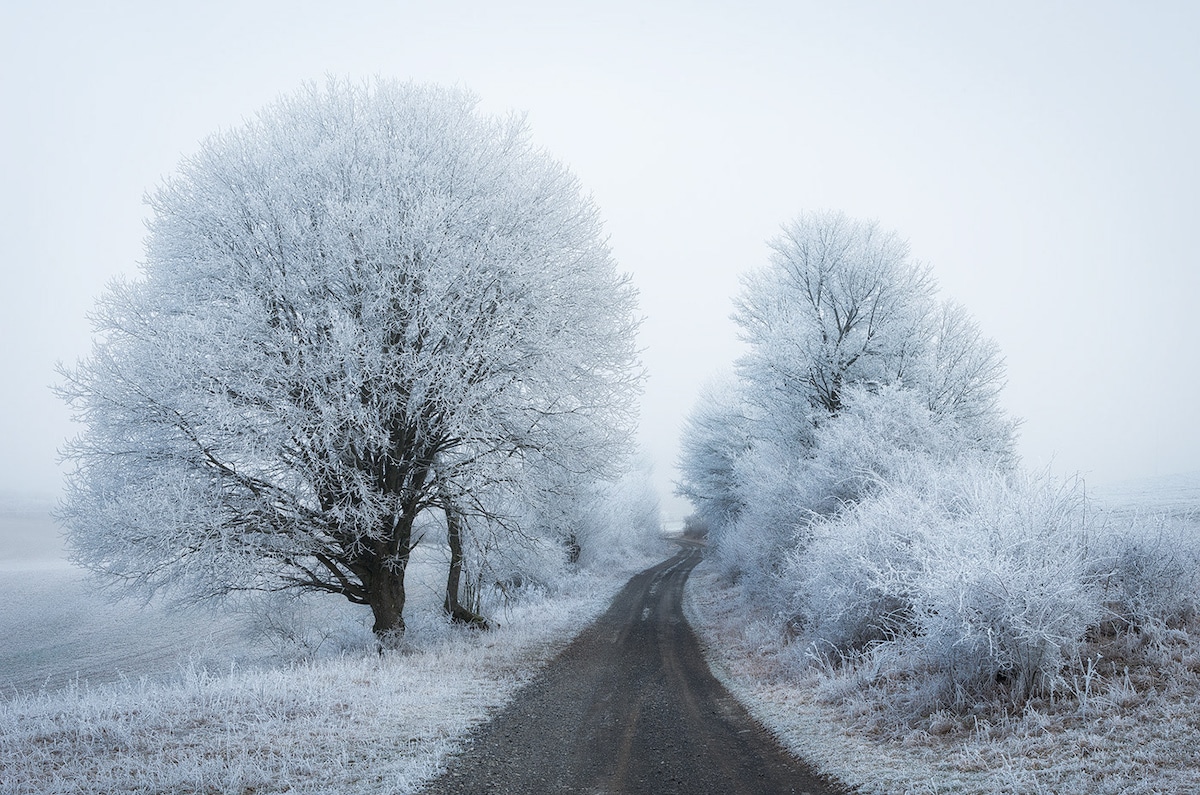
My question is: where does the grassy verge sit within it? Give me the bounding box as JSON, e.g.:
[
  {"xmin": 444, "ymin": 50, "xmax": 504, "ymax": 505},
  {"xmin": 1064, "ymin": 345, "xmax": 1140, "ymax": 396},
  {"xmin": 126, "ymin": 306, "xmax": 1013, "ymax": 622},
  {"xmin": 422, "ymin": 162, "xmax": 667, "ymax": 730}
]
[
  {"xmin": 685, "ymin": 560, "xmax": 1200, "ymax": 794},
  {"xmin": 0, "ymin": 567, "xmax": 634, "ymax": 795}
]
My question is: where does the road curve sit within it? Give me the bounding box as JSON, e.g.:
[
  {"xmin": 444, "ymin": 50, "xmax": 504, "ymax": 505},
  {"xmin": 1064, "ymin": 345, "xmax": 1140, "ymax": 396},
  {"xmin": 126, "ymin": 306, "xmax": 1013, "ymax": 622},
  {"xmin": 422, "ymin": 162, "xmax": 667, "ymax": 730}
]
[{"xmin": 420, "ymin": 541, "xmax": 847, "ymax": 795}]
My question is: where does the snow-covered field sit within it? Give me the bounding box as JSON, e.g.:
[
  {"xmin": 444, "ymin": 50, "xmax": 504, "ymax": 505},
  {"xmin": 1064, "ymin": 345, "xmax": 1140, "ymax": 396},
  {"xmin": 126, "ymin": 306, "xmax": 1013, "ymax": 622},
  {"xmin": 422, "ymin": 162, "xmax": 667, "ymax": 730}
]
[
  {"xmin": 685, "ymin": 471, "xmax": 1200, "ymax": 794},
  {"xmin": 0, "ymin": 504, "xmax": 272, "ymax": 695},
  {"xmin": 1091, "ymin": 470, "xmax": 1200, "ymax": 517},
  {"xmin": 0, "ymin": 499, "xmax": 658, "ymax": 793}
]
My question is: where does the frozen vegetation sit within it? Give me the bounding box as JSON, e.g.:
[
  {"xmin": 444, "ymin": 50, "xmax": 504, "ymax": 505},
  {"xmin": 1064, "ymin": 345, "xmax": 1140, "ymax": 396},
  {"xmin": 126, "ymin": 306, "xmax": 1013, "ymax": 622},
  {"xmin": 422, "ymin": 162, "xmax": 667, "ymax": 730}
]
[
  {"xmin": 686, "ymin": 472, "xmax": 1200, "ymax": 793},
  {"xmin": 20, "ymin": 70, "xmax": 1197, "ymax": 791},
  {"xmin": 677, "ymin": 211, "xmax": 1200, "ymax": 791},
  {"xmin": 0, "ymin": 486, "xmax": 666, "ymax": 793},
  {"xmin": 0, "ymin": 568, "xmax": 643, "ymax": 794}
]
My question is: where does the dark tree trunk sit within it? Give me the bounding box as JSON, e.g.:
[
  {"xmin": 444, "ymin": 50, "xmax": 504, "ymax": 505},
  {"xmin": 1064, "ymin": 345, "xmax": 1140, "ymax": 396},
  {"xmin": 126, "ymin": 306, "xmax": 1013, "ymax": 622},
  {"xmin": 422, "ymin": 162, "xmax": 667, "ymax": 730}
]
[
  {"xmin": 443, "ymin": 500, "xmax": 491, "ymax": 629},
  {"xmin": 368, "ymin": 560, "xmax": 407, "ymax": 638},
  {"xmin": 365, "ymin": 511, "xmax": 414, "ymax": 641}
]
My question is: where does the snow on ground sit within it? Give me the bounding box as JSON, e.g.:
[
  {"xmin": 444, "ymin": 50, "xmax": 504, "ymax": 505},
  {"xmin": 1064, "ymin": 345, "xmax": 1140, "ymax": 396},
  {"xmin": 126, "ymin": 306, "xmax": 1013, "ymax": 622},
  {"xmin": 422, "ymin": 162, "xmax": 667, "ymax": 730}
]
[
  {"xmin": 0, "ymin": 507, "xmax": 272, "ymax": 695},
  {"xmin": 0, "ymin": 567, "xmax": 258, "ymax": 695},
  {"xmin": 0, "ymin": 503, "xmax": 666, "ymax": 793},
  {"xmin": 1, "ymin": 573, "xmax": 630, "ymax": 794},
  {"xmin": 0, "ymin": 503, "xmax": 66, "ymax": 565},
  {"xmin": 683, "ymin": 472, "xmax": 1200, "ymax": 794},
  {"xmin": 1090, "ymin": 470, "xmax": 1200, "ymax": 517}
]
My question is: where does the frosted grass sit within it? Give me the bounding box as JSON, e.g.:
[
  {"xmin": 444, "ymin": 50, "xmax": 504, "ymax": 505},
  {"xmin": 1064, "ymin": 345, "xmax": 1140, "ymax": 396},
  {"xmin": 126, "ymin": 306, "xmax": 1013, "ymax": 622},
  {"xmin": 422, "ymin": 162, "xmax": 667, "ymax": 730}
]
[
  {"xmin": 690, "ymin": 560, "xmax": 1200, "ymax": 793},
  {"xmin": 0, "ymin": 567, "xmax": 634, "ymax": 794}
]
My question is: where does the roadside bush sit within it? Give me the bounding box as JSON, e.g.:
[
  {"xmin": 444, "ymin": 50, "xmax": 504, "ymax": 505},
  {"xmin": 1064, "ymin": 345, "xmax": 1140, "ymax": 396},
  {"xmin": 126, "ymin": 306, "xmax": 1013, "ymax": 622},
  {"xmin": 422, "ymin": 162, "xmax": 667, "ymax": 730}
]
[
  {"xmin": 717, "ymin": 441, "xmax": 813, "ymax": 601},
  {"xmin": 785, "ymin": 482, "xmax": 930, "ymax": 655},
  {"xmin": 1090, "ymin": 511, "xmax": 1200, "ymax": 634},
  {"xmin": 787, "ymin": 467, "xmax": 1103, "ymax": 714},
  {"xmin": 716, "ymin": 387, "xmax": 1003, "ymax": 605},
  {"xmin": 240, "ymin": 592, "xmax": 375, "ymax": 661},
  {"xmin": 573, "ymin": 459, "xmax": 664, "ymax": 569},
  {"xmin": 906, "ymin": 501, "xmax": 1098, "ymax": 710}
]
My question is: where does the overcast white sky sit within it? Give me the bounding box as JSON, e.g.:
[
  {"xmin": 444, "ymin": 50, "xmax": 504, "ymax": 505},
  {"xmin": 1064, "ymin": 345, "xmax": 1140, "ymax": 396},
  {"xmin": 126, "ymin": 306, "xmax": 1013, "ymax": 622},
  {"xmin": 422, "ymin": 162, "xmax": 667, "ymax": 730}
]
[{"xmin": 1, "ymin": 1, "xmax": 1197, "ymax": 519}]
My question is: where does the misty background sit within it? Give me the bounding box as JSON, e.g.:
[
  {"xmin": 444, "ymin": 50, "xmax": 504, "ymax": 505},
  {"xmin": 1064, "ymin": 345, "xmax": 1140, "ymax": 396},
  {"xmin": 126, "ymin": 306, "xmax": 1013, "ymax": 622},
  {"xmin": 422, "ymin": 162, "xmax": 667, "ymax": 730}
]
[{"xmin": 2, "ymin": 1, "xmax": 1197, "ymax": 522}]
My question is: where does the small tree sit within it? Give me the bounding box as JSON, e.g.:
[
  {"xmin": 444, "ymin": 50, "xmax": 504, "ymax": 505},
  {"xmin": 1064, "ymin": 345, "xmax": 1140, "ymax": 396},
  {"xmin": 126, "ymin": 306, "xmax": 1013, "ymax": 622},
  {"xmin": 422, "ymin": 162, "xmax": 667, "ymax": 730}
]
[
  {"xmin": 730, "ymin": 211, "xmax": 1012, "ymax": 453},
  {"xmin": 918, "ymin": 301, "xmax": 1016, "ymax": 461},
  {"xmin": 56, "ymin": 79, "xmax": 641, "ymax": 640},
  {"xmin": 675, "ymin": 377, "xmax": 751, "ymax": 534}
]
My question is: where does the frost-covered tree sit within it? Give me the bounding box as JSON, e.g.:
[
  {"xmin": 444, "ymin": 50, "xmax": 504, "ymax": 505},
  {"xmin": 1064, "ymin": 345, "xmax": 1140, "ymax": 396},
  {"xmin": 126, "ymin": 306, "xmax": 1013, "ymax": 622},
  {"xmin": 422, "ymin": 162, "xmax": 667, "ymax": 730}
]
[
  {"xmin": 734, "ymin": 211, "xmax": 935, "ymax": 436},
  {"xmin": 680, "ymin": 211, "xmax": 1015, "ymax": 585},
  {"xmin": 730, "ymin": 211, "xmax": 1012, "ymax": 458},
  {"xmin": 56, "ymin": 80, "xmax": 642, "ymax": 640},
  {"xmin": 917, "ymin": 301, "xmax": 1015, "ymax": 460},
  {"xmin": 675, "ymin": 377, "xmax": 751, "ymax": 534}
]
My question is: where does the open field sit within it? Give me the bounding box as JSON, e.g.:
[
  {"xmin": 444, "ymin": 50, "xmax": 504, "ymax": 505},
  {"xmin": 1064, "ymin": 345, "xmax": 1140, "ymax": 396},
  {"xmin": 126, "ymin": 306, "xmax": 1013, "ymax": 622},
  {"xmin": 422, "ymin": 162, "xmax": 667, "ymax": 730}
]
[
  {"xmin": 1, "ymin": 507, "xmax": 344, "ymax": 695},
  {"xmin": 1, "ymin": 573, "xmax": 632, "ymax": 794}
]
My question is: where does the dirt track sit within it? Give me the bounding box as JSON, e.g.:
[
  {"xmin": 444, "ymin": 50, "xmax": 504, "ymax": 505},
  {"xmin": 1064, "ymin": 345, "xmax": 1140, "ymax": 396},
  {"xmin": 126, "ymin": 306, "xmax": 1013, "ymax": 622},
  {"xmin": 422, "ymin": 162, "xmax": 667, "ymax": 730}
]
[{"xmin": 420, "ymin": 541, "xmax": 847, "ymax": 794}]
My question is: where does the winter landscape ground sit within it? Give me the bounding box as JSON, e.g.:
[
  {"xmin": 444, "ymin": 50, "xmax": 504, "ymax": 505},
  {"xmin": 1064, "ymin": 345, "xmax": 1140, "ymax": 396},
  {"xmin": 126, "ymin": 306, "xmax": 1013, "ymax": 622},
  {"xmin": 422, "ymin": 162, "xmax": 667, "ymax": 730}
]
[
  {"xmin": 4, "ymin": 474, "xmax": 1198, "ymax": 793},
  {"xmin": 0, "ymin": 498, "xmax": 666, "ymax": 794}
]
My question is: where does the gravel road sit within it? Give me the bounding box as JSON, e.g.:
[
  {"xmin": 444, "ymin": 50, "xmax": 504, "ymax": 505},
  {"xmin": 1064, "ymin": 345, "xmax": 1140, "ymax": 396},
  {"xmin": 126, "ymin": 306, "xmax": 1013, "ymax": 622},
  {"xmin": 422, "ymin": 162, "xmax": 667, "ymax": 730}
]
[{"xmin": 420, "ymin": 541, "xmax": 847, "ymax": 794}]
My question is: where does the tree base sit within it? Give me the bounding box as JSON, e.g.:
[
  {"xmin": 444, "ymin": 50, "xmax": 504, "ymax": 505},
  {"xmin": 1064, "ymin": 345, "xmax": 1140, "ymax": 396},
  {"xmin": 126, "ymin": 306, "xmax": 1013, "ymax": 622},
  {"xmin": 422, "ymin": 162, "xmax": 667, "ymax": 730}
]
[{"xmin": 446, "ymin": 600, "xmax": 493, "ymax": 630}]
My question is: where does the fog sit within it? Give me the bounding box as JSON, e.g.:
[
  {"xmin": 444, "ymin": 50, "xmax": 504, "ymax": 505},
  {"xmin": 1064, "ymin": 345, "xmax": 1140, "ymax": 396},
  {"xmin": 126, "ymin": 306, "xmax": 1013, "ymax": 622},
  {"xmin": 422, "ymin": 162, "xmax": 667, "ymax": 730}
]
[{"xmin": 2, "ymin": 2, "xmax": 1197, "ymax": 520}]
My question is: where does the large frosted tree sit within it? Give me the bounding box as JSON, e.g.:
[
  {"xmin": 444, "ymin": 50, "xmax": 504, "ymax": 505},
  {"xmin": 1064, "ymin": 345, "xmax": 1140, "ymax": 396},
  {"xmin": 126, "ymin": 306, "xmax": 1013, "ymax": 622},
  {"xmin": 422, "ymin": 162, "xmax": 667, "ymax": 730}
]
[
  {"xmin": 57, "ymin": 80, "xmax": 641, "ymax": 639},
  {"xmin": 678, "ymin": 211, "xmax": 1014, "ymax": 549}
]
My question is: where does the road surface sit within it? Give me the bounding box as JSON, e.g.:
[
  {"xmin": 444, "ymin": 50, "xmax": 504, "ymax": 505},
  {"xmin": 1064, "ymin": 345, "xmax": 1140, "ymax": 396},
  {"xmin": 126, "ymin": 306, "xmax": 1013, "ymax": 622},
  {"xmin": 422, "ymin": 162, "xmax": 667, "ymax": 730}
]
[{"xmin": 421, "ymin": 541, "xmax": 847, "ymax": 794}]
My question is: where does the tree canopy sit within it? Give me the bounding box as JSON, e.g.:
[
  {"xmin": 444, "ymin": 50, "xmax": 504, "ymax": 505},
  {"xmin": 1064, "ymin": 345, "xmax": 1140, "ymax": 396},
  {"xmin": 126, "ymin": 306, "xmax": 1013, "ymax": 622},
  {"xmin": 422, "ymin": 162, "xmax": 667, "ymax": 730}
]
[{"xmin": 678, "ymin": 211, "xmax": 1015, "ymax": 552}]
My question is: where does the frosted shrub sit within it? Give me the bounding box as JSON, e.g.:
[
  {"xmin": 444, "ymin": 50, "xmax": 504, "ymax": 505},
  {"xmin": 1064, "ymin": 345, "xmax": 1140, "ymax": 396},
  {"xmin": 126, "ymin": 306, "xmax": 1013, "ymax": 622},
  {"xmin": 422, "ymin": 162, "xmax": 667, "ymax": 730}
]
[
  {"xmin": 734, "ymin": 389, "xmax": 1014, "ymax": 620},
  {"xmin": 806, "ymin": 385, "xmax": 982, "ymax": 506},
  {"xmin": 1091, "ymin": 512, "xmax": 1200, "ymax": 633},
  {"xmin": 908, "ymin": 473, "xmax": 1100, "ymax": 709},
  {"xmin": 908, "ymin": 517, "xmax": 1097, "ymax": 709},
  {"xmin": 716, "ymin": 442, "xmax": 812, "ymax": 603},
  {"xmin": 786, "ymin": 484, "xmax": 931, "ymax": 654},
  {"xmin": 241, "ymin": 592, "xmax": 375, "ymax": 661},
  {"xmin": 788, "ymin": 467, "xmax": 1102, "ymax": 714}
]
